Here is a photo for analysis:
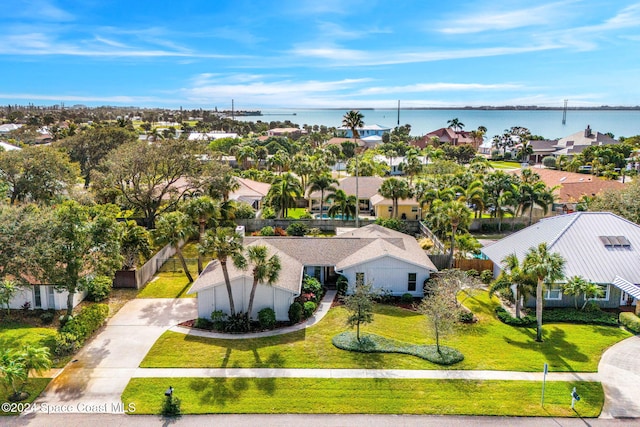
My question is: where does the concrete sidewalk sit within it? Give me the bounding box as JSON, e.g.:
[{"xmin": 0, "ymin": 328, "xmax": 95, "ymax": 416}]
[
  {"xmin": 130, "ymin": 367, "xmax": 600, "ymax": 381},
  {"xmin": 169, "ymin": 290, "xmax": 337, "ymax": 339}
]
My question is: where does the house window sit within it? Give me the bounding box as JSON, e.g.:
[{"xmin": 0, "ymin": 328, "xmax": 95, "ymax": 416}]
[
  {"xmin": 408, "ymin": 273, "xmax": 417, "ymax": 292},
  {"xmin": 47, "ymin": 287, "xmax": 55, "ymax": 308},
  {"xmin": 33, "ymin": 286, "xmax": 42, "ymax": 308},
  {"xmin": 545, "ymin": 284, "xmax": 562, "ymax": 300},
  {"xmin": 388, "ymin": 206, "xmax": 393, "ymax": 212},
  {"xmin": 356, "ymin": 272, "xmax": 365, "ymax": 287},
  {"xmin": 411, "ymin": 207, "xmax": 418, "ymax": 212},
  {"xmin": 592, "ymin": 284, "xmax": 610, "ymax": 301}
]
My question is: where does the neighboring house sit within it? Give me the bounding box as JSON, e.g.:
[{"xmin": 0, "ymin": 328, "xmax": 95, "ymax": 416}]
[
  {"xmin": 188, "ymin": 224, "xmax": 437, "ymax": 320},
  {"xmin": 0, "ymin": 141, "xmax": 21, "ymax": 151},
  {"xmin": 524, "ymin": 140, "xmax": 558, "ymax": 164},
  {"xmin": 481, "ymin": 212, "xmax": 640, "ymax": 312},
  {"xmin": 308, "ymin": 176, "xmax": 384, "ymax": 215},
  {"xmin": 336, "ymin": 124, "xmax": 391, "ymax": 139},
  {"xmin": 188, "ymin": 132, "xmax": 239, "ymax": 141},
  {"xmin": 7, "ymin": 284, "xmax": 86, "ymax": 311},
  {"xmin": 230, "ymin": 177, "xmax": 271, "ymax": 210},
  {"xmin": 511, "ymin": 167, "xmax": 625, "ymax": 213},
  {"xmin": 267, "ymin": 128, "xmax": 307, "ymax": 138},
  {"xmin": 370, "ymin": 194, "xmax": 422, "ymax": 220},
  {"xmin": 0, "ymin": 123, "xmax": 23, "ymax": 135},
  {"xmin": 415, "ymin": 127, "xmax": 476, "ymax": 148},
  {"xmin": 373, "ymin": 154, "xmax": 429, "ymax": 176},
  {"xmin": 553, "ymin": 125, "xmax": 618, "ymax": 157}
]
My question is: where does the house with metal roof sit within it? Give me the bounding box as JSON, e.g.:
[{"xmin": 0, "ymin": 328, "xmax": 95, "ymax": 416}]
[
  {"xmin": 481, "ymin": 212, "xmax": 640, "ymax": 312},
  {"xmin": 188, "ymin": 224, "xmax": 437, "ymax": 320},
  {"xmin": 336, "ymin": 124, "xmax": 391, "ymax": 139}
]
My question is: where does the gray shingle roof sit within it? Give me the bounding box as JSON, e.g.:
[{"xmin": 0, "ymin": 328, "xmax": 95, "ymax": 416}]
[
  {"xmin": 189, "ymin": 224, "xmax": 437, "ymax": 294},
  {"xmin": 482, "ymin": 212, "xmax": 640, "ymax": 284}
]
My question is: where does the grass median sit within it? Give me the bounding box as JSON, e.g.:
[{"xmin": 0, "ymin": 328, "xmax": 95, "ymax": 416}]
[{"xmin": 122, "ymin": 378, "xmax": 603, "ymax": 417}]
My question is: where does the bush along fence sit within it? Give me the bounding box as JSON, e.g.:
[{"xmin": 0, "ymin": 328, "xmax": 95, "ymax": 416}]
[
  {"xmin": 54, "ymin": 304, "xmax": 109, "ymax": 356},
  {"xmin": 494, "ymin": 306, "xmax": 620, "ymax": 327}
]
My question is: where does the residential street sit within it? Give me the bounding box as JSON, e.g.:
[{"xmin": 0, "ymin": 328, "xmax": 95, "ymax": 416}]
[{"xmin": 16, "ymin": 295, "xmax": 640, "ymax": 424}]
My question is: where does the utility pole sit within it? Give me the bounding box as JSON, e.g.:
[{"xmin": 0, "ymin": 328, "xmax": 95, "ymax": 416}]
[{"xmin": 562, "ymin": 99, "xmax": 568, "ymax": 125}]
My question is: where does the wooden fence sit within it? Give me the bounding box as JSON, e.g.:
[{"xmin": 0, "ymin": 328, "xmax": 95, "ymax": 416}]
[
  {"xmin": 113, "ymin": 241, "xmax": 182, "ymax": 289},
  {"xmin": 454, "ymin": 258, "xmax": 494, "ymax": 272}
]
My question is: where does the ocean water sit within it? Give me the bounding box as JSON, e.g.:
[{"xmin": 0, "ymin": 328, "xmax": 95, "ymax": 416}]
[{"xmin": 235, "ymin": 108, "xmax": 640, "ymax": 141}]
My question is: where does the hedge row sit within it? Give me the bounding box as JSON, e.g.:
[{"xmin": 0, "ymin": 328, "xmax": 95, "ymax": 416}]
[
  {"xmin": 495, "ymin": 306, "xmax": 619, "ymax": 327},
  {"xmin": 55, "ymin": 304, "xmax": 109, "ymax": 355},
  {"xmin": 620, "ymin": 312, "xmax": 640, "ymax": 333}
]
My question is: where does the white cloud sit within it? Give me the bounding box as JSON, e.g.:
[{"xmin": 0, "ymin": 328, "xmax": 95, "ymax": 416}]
[
  {"xmin": 438, "ymin": 2, "xmax": 572, "ymax": 34},
  {"xmin": 359, "ymin": 82, "xmax": 523, "ymax": 95}
]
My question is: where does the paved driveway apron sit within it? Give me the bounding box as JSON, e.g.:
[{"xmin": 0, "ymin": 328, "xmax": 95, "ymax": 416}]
[
  {"xmin": 34, "ymin": 298, "xmax": 197, "ymax": 414},
  {"xmin": 599, "ymin": 335, "xmax": 640, "ymax": 418}
]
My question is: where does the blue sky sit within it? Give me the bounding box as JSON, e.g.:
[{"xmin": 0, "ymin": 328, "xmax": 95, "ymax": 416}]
[{"xmin": 1, "ymin": 0, "xmax": 639, "ymax": 109}]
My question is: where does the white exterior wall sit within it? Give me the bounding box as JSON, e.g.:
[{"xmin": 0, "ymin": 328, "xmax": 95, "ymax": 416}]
[
  {"xmin": 7, "ymin": 285, "xmax": 86, "ymax": 310},
  {"xmin": 340, "ymin": 256, "xmax": 430, "ymax": 297},
  {"xmin": 197, "ymin": 277, "xmax": 296, "ymax": 321}
]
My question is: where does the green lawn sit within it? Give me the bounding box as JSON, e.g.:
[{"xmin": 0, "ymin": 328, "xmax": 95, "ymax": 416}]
[
  {"xmin": 284, "ymin": 208, "xmax": 309, "ymax": 219},
  {"xmin": 141, "ymin": 291, "xmax": 631, "ymax": 371},
  {"xmin": 0, "ymin": 378, "xmax": 51, "ymax": 416},
  {"xmin": 122, "ymin": 378, "xmax": 603, "ymax": 417},
  {"xmin": 489, "ymin": 161, "xmax": 523, "ymax": 170},
  {"xmin": 137, "ymin": 242, "xmax": 204, "ymax": 299}
]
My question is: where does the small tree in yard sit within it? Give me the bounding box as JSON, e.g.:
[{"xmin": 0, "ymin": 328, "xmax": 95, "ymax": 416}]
[
  {"xmin": 0, "ymin": 279, "xmax": 20, "ymax": 314},
  {"xmin": 418, "ymin": 280, "xmax": 458, "ymax": 355},
  {"xmin": 342, "ymin": 282, "xmax": 376, "ymax": 342},
  {"xmin": 154, "ymin": 211, "xmax": 196, "ymax": 283}
]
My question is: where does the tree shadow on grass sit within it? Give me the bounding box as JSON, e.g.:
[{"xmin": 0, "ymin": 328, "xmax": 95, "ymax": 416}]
[
  {"xmin": 506, "ymin": 325, "xmax": 588, "ymax": 371},
  {"xmin": 175, "ymin": 282, "xmax": 192, "ymax": 298}
]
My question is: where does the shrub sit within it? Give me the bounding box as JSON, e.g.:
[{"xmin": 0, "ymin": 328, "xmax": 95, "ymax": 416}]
[
  {"xmin": 286, "ymin": 221, "xmax": 308, "ymax": 236},
  {"xmin": 60, "ymin": 303, "xmax": 109, "ymax": 344},
  {"xmin": 503, "ymin": 151, "xmax": 512, "ymax": 160},
  {"xmin": 274, "ymin": 227, "xmax": 287, "ymax": 236},
  {"xmin": 223, "ymin": 312, "xmax": 250, "ymax": 333},
  {"xmin": 84, "ymin": 275, "xmax": 112, "ymax": 302},
  {"xmin": 336, "ymin": 276, "xmax": 349, "ymax": 296},
  {"xmin": 465, "ymin": 269, "xmax": 479, "ymax": 278},
  {"xmin": 302, "ymin": 275, "xmax": 322, "ymax": 296},
  {"xmin": 259, "ymin": 226, "xmax": 275, "ymax": 236},
  {"xmin": 480, "ymin": 270, "xmax": 494, "ymax": 285},
  {"xmin": 21, "ymin": 301, "xmax": 31, "ymax": 311},
  {"xmin": 299, "ymin": 212, "xmax": 313, "ymax": 220},
  {"xmin": 258, "ymin": 307, "xmax": 276, "ymax": 329},
  {"xmin": 234, "ymin": 202, "xmax": 256, "ymax": 219},
  {"xmin": 194, "ymin": 317, "xmax": 213, "ymax": 329},
  {"xmin": 54, "ymin": 332, "xmax": 80, "ymax": 356},
  {"xmin": 210, "ymin": 310, "xmax": 226, "ymax": 330},
  {"xmin": 495, "ymin": 306, "xmax": 536, "ymax": 327},
  {"xmin": 261, "ymin": 207, "xmax": 276, "ymax": 219},
  {"xmin": 418, "ymin": 237, "xmax": 434, "ymax": 250},
  {"xmin": 40, "ymin": 311, "xmax": 55, "ymax": 325},
  {"xmin": 307, "ymin": 227, "xmax": 321, "ymax": 236},
  {"xmin": 543, "ymin": 308, "xmax": 617, "ymax": 325},
  {"xmin": 303, "ymin": 301, "xmax": 317, "ymax": 318},
  {"xmin": 583, "ymin": 301, "xmax": 601, "ymax": 312},
  {"xmin": 458, "ymin": 310, "xmax": 475, "ymax": 323},
  {"xmin": 401, "ymin": 293, "xmax": 414, "ymax": 304},
  {"xmin": 161, "ymin": 395, "xmax": 181, "ymax": 417},
  {"xmin": 542, "ymin": 156, "xmax": 557, "ymax": 169},
  {"xmin": 620, "ymin": 312, "xmax": 640, "ymax": 333},
  {"xmin": 374, "ymin": 218, "xmax": 408, "ymax": 233},
  {"xmin": 288, "ymin": 302, "xmax": 303, "ymax": 324},
  {"xmin": 490, "ymin": 149, "xmax": 502, "ymax": 160}
]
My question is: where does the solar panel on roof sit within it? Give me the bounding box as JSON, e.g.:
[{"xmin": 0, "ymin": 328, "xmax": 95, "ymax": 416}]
[{"xmin": 599, "ymin": 235, "xmax": 631, "ymax": 248}]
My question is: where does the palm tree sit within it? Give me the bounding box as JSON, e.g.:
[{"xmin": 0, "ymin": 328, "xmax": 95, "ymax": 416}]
[
  {"xmin": 399, "ymin": 150, "xmax": 423, "ymax": 186},
  {"xmin": 0, "ymin": 351, "xmax": 26, "ymax": 400},
  {"xmin": 17, "ymin": 345, "xmax": 51, "ymax": 380},
  {"xmin": 379, "ymin": 177, "xmax": 411, "ymax": 219},
  {"xmin": 241, "ymin": 245, "xmax": 281, "ymax": 319},
  {"xmin": 236, "ymin": 145, "xmax": 255, "ymax": 170},
  {"xmin": 154, "ymin": 211, "xmax": 196, "ymax": 282},
  {"xmin": 447, "ymin": 118, "xmax": 465, "ymax": 133},
  {"xmin": 307, "ymin": 173, "xmax": 338, "ymax": 218},
  {"xmin": 444, "ymin": 201, "xmax": 472, "ymax": 267},
  {"xmin": 326, "ymin": 189, "xmax": 357, "ymax": 220},
  {"xmin": 453, "ymin": 180, "xmax": 484, "ymax": 218},
  {"xmin": 206, "ymin": 173, "xmax": 240, "ymax": 202},
  {"xmin": 562, "ymin": 275, "xmax": 588, "ymax": 309},
  {"xmin": 266, "ymin": 172, "xmax": 303, "ymax": 218},
  {"xmin": 199, "ymin": 227, "xmax": 244, "ymax": 316},
  {"xmin": 342, "ymin": 110, "xmax": 364, "ymax": 227},
  {"xmin": 183, "ymin": 196, "xmax": 219, "ymax": 274},
  {"xmin": 489, "ymin": 253, "xmax": 536, "ymax": 318},
  {"xmin": 522, "ymin": 243, "xmax": 566, "ymax": 342},
  {"xmin": 518, "ymin": 181, "xmax": 555, "ymax": 226}
]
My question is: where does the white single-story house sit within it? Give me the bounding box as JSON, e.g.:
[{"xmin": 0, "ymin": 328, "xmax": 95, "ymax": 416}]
[
  {"xmin": 6, "ymin": 284, "xmax": 86, "ymax": 311},
  {"xmin": 188, "ymin": 224, "xmax": 437, "ymax": 321},
  {"xmin": 482, "ymin": 212, "xmax": 640, "ymax": 313}
]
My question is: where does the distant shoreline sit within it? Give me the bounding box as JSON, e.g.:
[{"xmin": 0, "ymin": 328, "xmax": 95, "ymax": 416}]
[{"xmin": 269, "ymin": 106, "xmax": 640, "ymax": 111}]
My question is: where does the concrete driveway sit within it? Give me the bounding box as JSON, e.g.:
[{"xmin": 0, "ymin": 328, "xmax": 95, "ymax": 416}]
[
  {"xmin": 34, "ymin": 298, "xmax": 197, "ymax": 414},
  {"xmin": 599, "ymin": 335, "xmax": 640, "ymax": 418}
]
